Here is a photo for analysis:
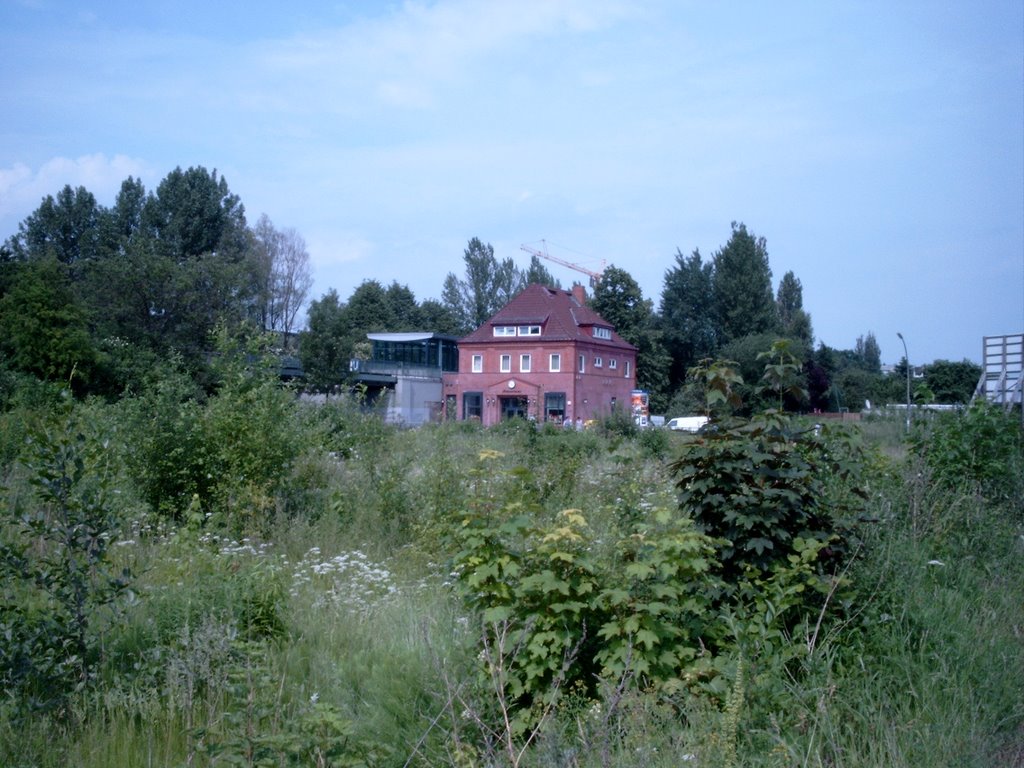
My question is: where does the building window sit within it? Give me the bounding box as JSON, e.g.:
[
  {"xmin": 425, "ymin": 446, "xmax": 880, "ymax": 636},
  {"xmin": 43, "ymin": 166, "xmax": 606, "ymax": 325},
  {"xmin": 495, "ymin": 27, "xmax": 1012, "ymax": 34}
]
[
  {"xmin": 500, "ymin": 354, "xmax": 512, "ymax": 373},
  {"xmin": 545, "ymin": 392, "xmax": 566, "ymax": 423},
  {"xmin": 578, "ymin": 354, "xmax": 585, "ymax": 373},
  {"xmin": 471, "ymin": 354, "xmax": 483, "ymax": 373},
  {"xmin": 494, "ymin": 325, "xmax": 541, "ymax": 337},
  {"xmin": 520, "ymin": 354, "xmax": 531, "ymax": 372},
  {"xmin": 609, "ymin": 359, "xmax": 618, "ymax": 370},
  {"xmin": 549, "ymin": 353, "xmax": 561, "ymax": 372},
  {"xmin": 463, "ymin": 392, "xmax": 482, "ymax": 420},
  {"xmin": 594, "ymin": 356, "xmax": 603, "ymax": 368},
  {"xmin": 593, "ymin": 326, "xmax": 612, "ymax": 340},
  {"xmin": 624, "ymin": 360, "xmax": 631, "ymax": 378}
]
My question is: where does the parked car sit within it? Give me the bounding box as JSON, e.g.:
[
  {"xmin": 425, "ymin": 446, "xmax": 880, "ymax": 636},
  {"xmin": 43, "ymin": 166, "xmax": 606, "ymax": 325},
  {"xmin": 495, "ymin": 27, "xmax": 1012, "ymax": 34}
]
[{"xmin": 666, "ymin": 415, "xmax": 709, "ymax": 432}]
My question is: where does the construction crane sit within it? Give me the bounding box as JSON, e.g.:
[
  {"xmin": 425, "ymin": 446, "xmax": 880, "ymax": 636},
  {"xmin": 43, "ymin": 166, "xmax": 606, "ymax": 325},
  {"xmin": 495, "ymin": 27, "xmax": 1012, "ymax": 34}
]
[{"xmin": 520, "ymin": 240, "xmax": 605, "ymax": 287}]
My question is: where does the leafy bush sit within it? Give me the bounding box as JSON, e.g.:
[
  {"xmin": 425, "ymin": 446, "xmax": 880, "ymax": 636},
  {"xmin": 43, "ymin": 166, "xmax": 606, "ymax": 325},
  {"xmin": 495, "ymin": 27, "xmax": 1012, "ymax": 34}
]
[
  {"xmin": 0, "ymin": 397, "xmax": 132, "ymax": 718},
  {"xmin": 203, "ymin": 354, "xmax": 305, "ymax": 529},
  {"xmin": 120, "ymin": 360, "xmax": 210, "ymax": 519},
  {"xmin": 451, "ymin": 451, "xmax": 718, "ymax": 729},
  {"xmin": 671, "ymin": 412, "xmax": 863, "ymax": 581},
  {"xmin": 121, "ymin": 342, "xmax": 315, "ymax": 527},
  {"xmin": 910, "ymin": 401, "xmax": 1023, "ymax": 504}
]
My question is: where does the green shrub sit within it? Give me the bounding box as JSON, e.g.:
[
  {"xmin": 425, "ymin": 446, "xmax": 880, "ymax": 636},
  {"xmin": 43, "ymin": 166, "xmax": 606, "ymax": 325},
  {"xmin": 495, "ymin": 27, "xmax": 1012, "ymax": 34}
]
[
  {"xmin": 120, "ymin": 360, "xmax": 210, "ymax": 520},
  {"xmin": 910, "ymin": 401, "xmax": 1023, "ymax": 504},
  {"xmin": 0, "ymin": 396, "xmax": 132, "ymax": 718},
  {"xmin": 451, "ymin": 451, "xmax": 718, "ymax": 728},
  {"xmin": 670, "ymin": 411, "xmax": 864, "ymax": 581}
]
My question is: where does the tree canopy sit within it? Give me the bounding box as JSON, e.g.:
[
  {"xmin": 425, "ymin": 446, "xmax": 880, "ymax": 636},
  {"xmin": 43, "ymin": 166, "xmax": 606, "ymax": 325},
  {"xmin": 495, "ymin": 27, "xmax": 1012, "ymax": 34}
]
[
  {"xmin": 1, "ymin": 167, "xmax": 313, "ymax": 393},
  {"xmin": 591, "ymin": 265, "xmax": 671, "ymax": 411},
  {"xmin": 441, "ymin": 238, "xmax": 525, "ymax": 334},
  {"xmin": 660, "ymin": 248, "xmax": 718, "ymax": 386}
]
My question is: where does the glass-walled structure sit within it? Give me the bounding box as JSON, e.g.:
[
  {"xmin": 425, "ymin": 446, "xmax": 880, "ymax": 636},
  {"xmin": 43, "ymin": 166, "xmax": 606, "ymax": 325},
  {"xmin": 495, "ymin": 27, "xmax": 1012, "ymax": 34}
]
[
  {"xmin": 367, "ymin": 333, "xmax": 459, "ymax": 372},
  {"xmin": 349, "ymin": 333, "xmax": 459, "ymax": 426}
]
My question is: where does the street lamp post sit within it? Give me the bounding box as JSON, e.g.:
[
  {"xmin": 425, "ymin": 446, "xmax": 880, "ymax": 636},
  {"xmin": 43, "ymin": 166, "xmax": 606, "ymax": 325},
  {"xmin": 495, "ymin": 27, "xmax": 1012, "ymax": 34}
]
[{"xmin": 897, "ymin": 332, "xmax": 910, "ymax": 433}]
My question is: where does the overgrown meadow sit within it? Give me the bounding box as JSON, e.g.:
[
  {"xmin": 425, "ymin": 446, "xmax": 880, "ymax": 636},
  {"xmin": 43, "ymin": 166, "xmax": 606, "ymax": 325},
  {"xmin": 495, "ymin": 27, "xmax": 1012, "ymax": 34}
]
[{"xmin": 1, "ymin": 349, "xmax": 1022, "ymax": 767}]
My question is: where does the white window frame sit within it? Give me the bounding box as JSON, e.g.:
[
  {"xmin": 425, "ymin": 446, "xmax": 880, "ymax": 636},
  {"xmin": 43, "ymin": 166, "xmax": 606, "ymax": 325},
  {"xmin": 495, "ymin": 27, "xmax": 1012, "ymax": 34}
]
[
  {"xmin": 594, "ymin": 356, "xmax": 603, "ymax": 368},
  {"xmin": 624, "ymin": 360, "xmax": 631, "ymax": 378},
  {"xmin": 471, "ymin": 354, "xmax": 483, "ymax": 373},
  {"xmin": 609, "ymin": 359, "xmax": 618, "ymax": 370},
  {"xmin": 493, "ymin": 326, "xmax": 516, "ymax": 337},
  {"xmin": 593, "ymin": 327, "xmax": 612, "ymax": 340},
  {"xmin": 518, "ymin": 325, "xmax": 541, "ymax": 336},
  {"xmin": 549, "ymin": 353, "xmax": 561, "ymax": 372},
  {"xmin": 500, "ymin": 354, "xmax": 512, "ymax": 373},
  {"xmin": 578, "ymin": 354, "xmax": 586, "ymax": 373},
  {"xmin": 520, "ymin": 354, "xmax": 532, "ymax": 373}
]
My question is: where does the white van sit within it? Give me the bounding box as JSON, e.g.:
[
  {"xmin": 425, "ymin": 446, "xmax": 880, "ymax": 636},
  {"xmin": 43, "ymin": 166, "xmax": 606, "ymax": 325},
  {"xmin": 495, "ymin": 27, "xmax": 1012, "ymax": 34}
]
[{"xmin": 666, "ymin": 415, "xmax": 709, "ymax": 432}]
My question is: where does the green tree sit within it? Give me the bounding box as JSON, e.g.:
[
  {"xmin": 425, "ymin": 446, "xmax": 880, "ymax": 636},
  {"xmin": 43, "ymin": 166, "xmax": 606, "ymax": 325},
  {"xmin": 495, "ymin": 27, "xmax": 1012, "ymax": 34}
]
[
  {"xmin": 299, "ymin": 290, "xmax": 349, "ymax": 394},
  {"xmin": 836, "ymin": 367, "xmax": 882, "ymax": 412},
  {"xmin": 417, "ymin": 298, "xmax": 463, "ymax": 336},
  {"xmin": 0, "ymin": 259, "xmax": 98, "ymax": 388},
  {"xmin": 719, "ymin": 332, "xmax": 809, "ymax": 414},
  {"xmin": 854, "ymin": 332, "xmax": 882, "ymax": 373},
  {"xmin": 384, "ymin": 281, "xmax": 422, "ymax": 330},
  {"xmin": 776, "ymin": 270, "xmax": 813, "ymax": 347},
  {"xmin": 660, "ymin": 248, "xmax": 718, "ymax": 388},
  {"xmin": 441, "ymin": 238, "xmax": 524, "ymax": 333},
  {"xmin": 524, "ymin": 254, "xmax": 560, "ymax": 288},
  {"xmin": 103, "ymin": 176, "xmax": 146, "ymax": 248},
  {"xmin": 924, "ymin": 359, "xmax": 982, "ymax": 404},
  {"xmin": 141, "ymin": 166, "xmax": 248, "ymax": 261},
  {"xmin": 125, "ymin": 167, "xmax": 258, "ymax": 364},
  {"xmin": 712, "ymin": 222, "xmax": 778, "ymax": 344},
  {"xmin": 5, "ymin": 185, "xmax": 103, "ymax": 267},
  {"xmin": 590, "ymin": 265, "xmax": 671, "ymax": 411}
]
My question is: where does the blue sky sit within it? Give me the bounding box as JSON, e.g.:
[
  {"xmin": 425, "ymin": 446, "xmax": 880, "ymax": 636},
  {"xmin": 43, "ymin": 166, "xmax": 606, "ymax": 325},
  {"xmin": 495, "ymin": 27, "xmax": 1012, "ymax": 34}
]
[{"xmin": 2, "ymin": 0, "xmax": 1021, "ymax": 365}]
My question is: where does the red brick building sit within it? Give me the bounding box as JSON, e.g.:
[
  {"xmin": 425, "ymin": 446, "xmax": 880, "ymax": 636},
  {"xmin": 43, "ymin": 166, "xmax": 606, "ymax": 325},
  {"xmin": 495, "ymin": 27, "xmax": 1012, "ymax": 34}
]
[{"xmin": 442, "ymin": 283, "xmax": 638, "ymax": 426}]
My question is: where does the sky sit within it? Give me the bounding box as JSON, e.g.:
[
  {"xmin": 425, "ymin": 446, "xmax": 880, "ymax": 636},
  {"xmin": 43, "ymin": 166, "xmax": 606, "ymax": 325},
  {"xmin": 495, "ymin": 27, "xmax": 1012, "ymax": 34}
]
[{"xmin": 2, "ymin": 0, "xmax": 1022, "ymax": 365}]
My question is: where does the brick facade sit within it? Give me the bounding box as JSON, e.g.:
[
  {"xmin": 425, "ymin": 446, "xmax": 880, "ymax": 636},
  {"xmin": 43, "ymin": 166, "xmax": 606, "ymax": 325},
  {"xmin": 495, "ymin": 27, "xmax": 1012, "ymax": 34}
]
[{"xmin": 442, "ymin": 284, "xmax": 637, "ymax": 426}]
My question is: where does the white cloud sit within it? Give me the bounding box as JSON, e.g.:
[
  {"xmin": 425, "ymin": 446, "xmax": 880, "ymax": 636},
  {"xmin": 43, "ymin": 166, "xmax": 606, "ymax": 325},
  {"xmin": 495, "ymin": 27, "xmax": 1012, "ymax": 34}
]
[
  {"xmin": 241, "ymin": 0, "xmax": 636, "ymax": 116},
  {"xmin": 0, "ymin": 153, "xmax": 153, "ymax": 225}
]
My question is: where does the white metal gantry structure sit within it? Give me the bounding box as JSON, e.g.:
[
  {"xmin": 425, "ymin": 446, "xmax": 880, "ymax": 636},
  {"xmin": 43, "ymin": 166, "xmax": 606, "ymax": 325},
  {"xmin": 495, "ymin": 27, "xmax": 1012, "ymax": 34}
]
[{"xmin": 973, "ymin": 333, "xmax": 1023, "ymax": 419}]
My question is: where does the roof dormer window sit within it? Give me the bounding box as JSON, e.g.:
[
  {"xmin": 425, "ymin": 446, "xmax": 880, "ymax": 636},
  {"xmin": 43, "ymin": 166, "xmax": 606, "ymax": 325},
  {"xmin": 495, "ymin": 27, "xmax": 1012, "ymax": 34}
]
[
  {"xmin": 593, "ymin": 327, "xmax": 612, "ymax": 340},
  {"xmin": 493, "ymin": 324, "xmax": 542, "ymax": 337}
]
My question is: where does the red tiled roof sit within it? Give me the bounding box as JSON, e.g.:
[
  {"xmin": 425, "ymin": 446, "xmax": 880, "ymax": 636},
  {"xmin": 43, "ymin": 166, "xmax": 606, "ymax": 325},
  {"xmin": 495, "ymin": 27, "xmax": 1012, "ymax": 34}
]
[{"xmin": 460, "ymin": 284, "xmax": 637, "ymax": 350}]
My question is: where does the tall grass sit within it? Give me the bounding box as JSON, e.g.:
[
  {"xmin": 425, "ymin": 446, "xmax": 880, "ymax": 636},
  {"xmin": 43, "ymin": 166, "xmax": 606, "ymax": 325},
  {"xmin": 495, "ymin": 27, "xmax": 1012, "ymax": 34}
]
[{"xmin": 2, "ymin": 396, "xmax": 1021, "ymax": 767}]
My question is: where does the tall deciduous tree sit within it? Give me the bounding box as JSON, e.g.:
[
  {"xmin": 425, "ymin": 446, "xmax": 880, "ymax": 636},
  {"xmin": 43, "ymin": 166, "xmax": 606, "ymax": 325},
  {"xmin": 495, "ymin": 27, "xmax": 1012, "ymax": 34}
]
[
  {"xmin": 6, "ymin": 185, "xmax": 103, "ymax": 266},
  {"xmin": 924, "ymin": 359, "xmax": 982, "ymax": 403},
  {"xmin": 299, "ymin": 289, "xmax": 349, "ymax": 394},
  {"xmin": 0, "ymin": 258, "xmax": 97, "ymax": 387},
  {"xmin": 854, "ymin": 332, "xmax": 882, "ymax": 373},
  {"xmin": 105, "ymin": 176, "xmax": 146, "ymax": 247},
  {"xmin": 384, "ymin": 281, "xmax": 422, "ymax": 330},
  {"xmin": 776, "ymin": 270, "xmax": 813, "ymax": 347},
  {"xmin": 417, "ymin": 299, "xmax": 463, "ymax": 336},
  {"xmin": 591, "ymin": 265, "xmax": 671, "ymax": 411},
  {"xmin": 713, "ymin": 222, "xmax": 777, "ymax": 344},
  {"xmin": 660, "ymin": 248, "xmax": 718, "ymax": 388},
  {"xmin": 128, "ymin": 167, "xmax": 255, "ymax": 361},
  {"xmin": 142, "ymin": 166, "xmax": 248, "ymax": 261},
  {"xmin": 441, "ymin": 238, "xmax": 524, "ymax": 333},
  {"xmin": 250, "ymin": 214, "xmax": 313, "ymax": 343},
  {"xmin": 524, "ymin": 254, "xmax": 560, "ymax": 288}
]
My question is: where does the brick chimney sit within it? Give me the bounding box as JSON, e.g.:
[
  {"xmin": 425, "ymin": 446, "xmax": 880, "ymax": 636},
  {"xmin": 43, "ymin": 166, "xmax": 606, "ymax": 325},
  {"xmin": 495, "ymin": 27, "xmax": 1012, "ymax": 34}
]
[{"xmin": 571, "ymin": 283, "xmax": 587, "ymax": 305}]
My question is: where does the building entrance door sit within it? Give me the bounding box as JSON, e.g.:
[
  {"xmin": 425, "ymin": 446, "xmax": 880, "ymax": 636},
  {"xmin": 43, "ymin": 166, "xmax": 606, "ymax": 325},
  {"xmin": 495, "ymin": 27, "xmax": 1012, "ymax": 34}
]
[{"xmin": 500, "ymin": 395, "xmax": 529, "ymax": 420}]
